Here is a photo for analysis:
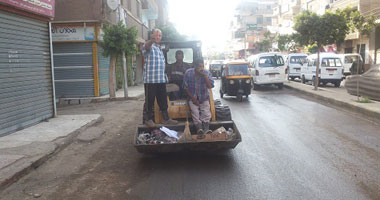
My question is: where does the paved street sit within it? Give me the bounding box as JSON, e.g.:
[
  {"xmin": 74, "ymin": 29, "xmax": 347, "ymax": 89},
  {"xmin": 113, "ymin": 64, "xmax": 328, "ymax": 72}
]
[{"xmin": 1, "ymin": 80, "xmax": 380, "ymax": 200}]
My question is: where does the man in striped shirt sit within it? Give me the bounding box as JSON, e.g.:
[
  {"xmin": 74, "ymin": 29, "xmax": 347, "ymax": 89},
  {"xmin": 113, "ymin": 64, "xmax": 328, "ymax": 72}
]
[{"xmin": 142, "ymin": 29, "xmax": 178, "ymax": 127}]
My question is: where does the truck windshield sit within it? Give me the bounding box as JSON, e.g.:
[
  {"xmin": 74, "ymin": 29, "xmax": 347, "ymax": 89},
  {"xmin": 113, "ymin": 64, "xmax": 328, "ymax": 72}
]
[
  {"xmin": 259, "ymin": 56, "xmax": 284, "ymax": 67},
  {"xmin": 290, "ymin": 56, "xmax": 307, "ymax": 64},
  {"xmin": 210, "ymin": 64, "xmax": 223, "ymax": 71},
  {"xmin": 228, "ymin": 65, "xmax": 249, "ymax": 76},
  {"xmin": 167, "ymin": 48, "xmax": 193, "ymax": 64}
]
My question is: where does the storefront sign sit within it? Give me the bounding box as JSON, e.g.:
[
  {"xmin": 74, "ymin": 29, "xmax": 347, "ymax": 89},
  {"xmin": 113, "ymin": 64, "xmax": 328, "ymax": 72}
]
[
  {"xmin": 0, "ymin": 0, "xmax": 55, "ymax": 17},
  {"xmin": 52, "ymin": 25, "xmax": 95, "ymax": 41}
]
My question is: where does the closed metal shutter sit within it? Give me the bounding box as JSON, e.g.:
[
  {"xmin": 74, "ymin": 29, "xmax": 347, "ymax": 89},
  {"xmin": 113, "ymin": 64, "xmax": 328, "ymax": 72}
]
[
  {"xmin": 98, "ymin": 47, "xmax": 110, "ymax": 95},
  {"xmin": 0, "ymin": 10, "xmax": 53, "ymax": 135},
  {"xmin": 53, "ymin": 43, "xmax": 94, "ymax": 97}
]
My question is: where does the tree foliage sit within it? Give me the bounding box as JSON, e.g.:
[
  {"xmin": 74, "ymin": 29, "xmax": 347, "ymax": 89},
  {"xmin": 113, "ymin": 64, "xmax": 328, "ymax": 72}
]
[
  {"xmin": 100, "ymin": 22, "xmax": 139, "ymax": 98},
  {"xmin": 276, "ymin": 34, "xmax": 301, "ymax": 52},
  {"xmin": 294, "ymin": 11, "xmax": 349, "ymax": 48},
  {"xmin": 349, "ymin": 10, "xmax": 376, "ymax": 37},
  {"xmin": 156, "ymin": 22, "xmax": 187, "ymax": 42},
  {"xmin": 256, "ymin": 31, "xmax": 275, "ymax": 52},
  {"xmin": 100, "ymin": 22, "xmax": 139, "ymax": 57}
]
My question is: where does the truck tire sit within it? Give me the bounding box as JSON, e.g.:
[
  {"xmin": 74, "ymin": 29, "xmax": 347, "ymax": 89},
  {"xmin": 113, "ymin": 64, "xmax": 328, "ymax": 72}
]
[{"xmin": 215, "ymin": 105, "xmax": 232, "ymax": 121}]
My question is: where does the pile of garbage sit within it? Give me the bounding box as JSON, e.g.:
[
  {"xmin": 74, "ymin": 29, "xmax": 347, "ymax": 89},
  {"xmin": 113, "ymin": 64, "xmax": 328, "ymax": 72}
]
[{"xmin": 137, "ymin": 125, "xmax": 237, "ymax": 145}]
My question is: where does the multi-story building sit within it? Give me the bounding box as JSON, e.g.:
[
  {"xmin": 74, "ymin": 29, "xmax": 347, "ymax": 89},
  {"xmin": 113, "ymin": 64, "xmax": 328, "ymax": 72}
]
[
  {"xmin": 231, "ymin": 0, "xmax": 277, "ymax": 58},
  {"xmin": 51, "ymin": 0, "xmax": 166, "ymax": 98},
  {"xmin": 271, "ymin": 0, "xmax": 302, "ymax": 35},
  {"xmin": 329, "ymin": 0, "xmax": 380, "ymax": 67}
]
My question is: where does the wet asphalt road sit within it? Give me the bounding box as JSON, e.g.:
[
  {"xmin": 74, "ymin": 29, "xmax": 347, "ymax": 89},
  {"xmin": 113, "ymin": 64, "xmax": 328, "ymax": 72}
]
[
  {"xmin": 1, "ymin": 80, "xmax": 380, "ymax": 200},
  {"xmin": 130, "ymin": 80, "xmax": 380, "ymax": 200}
]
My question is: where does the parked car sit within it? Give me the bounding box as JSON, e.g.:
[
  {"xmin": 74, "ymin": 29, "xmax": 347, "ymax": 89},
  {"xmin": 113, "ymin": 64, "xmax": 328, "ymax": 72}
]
[
  {"xmin": 287, "ymin": 53, "xmax": 308, "ymax": 80},
  {"xmin": 345, "ymin": 64, "xmax": 380, "ymax": 101},
  {"xmin": 301, "ymin": 53, "xmax": 344, "ymax": 87},
  {"xmin": 247, "ymin": 53, "xmax": 286, "ymax": 89},
  {"xmin": 209, "ymin": 60, "xmax": 224, "ymax": 78},
  {"xmin": 338, "ymin": 53, "xmax": 364, "ymax": 76}
]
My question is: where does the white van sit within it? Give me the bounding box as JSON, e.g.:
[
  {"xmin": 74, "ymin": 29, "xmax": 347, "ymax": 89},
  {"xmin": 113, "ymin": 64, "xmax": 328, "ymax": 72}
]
[
  {"xmin": 287, "ymin": 53, "xmax": 308, "ymax": 80},
  {"xmin": 338, "ymin": 53, "xmax": 363, "ymax": 76},
  {"xmin": 247, "ymin": 53, "xmax": 286, "ymax": 89},
  {"xmin": 300, "ymin": 53, "xmax": 344, "ymax": 87}
]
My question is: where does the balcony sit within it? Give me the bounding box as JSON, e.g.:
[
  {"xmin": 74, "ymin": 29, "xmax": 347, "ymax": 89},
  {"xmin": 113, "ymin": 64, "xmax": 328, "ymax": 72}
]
[{"xmin": 330, "ymin": 0, "xmax": 359, "ymax": 11}]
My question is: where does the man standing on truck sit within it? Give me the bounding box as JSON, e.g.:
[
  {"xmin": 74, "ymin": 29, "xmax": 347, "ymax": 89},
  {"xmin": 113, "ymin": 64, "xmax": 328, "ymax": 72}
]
[
  {"xmin": 143, "ymin": 29, "xmax": 178, "ymax": 127},
  {"xmin": 183, "ymin": 58, "xmax": 214, "ymax": 134},
  {"xmin": 166, "ymin": 50, "xmax": 191, "ymax": 99}
]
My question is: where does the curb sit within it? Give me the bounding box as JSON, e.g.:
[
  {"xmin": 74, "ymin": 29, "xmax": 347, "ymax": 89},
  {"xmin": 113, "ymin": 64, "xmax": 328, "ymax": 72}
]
[
  {"xmin": 59, "ymin": 93, "xmax": 145, "ymax": 105},
  {"xmin": 0, "ymin": 115, "xmax": 104, "ymax": 191},
  {"xmin": 284, "ymin": 84, "xmax": 380, "ymax": 122}
]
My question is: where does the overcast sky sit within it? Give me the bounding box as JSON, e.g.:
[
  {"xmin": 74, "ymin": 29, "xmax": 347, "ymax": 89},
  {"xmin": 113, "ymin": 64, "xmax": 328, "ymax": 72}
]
[{"xmin": 167, "ymin": 0, "xmax": 239, "ymax": 50}]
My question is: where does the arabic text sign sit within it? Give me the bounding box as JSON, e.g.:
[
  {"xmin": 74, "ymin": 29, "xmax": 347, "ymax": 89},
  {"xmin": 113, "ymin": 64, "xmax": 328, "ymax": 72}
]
[
  {"xmin": 52, "ymin": 25, "xmax": 95, "ymax": 41},
  {"xmin": 0, "ymin": 0, "xmax": 55, "ymax": 17}
]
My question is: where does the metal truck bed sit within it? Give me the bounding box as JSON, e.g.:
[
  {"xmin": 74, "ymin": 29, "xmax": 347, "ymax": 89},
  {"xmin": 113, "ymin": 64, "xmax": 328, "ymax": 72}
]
[{"xmin": 134, "ymin": 121, "xmax": 242, "ymax": 153}]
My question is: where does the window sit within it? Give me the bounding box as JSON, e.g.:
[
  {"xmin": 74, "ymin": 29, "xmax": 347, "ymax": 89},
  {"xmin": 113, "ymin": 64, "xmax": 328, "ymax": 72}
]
[
  {"xmin": 166, "ymin": 48, "xmax": 194, "ymax": 64},
  {"xmin": 227, "ymin": 65, "xmax": 249, "ymax": 76},
  {"xmin": 321, "ymin": 58, "xmax": 342, "ymax": 67},
  {"xmin": 257, "ymin": 16, "xmax": 263, "ymax": 24},
  {"xmin": 290, "ymin": 56, "xmax": 307, "ymax": 64},
  {"xmin": 266, "ymin": 17, "xmax": 272, "ymax": 24},
  {"xmin": 267, "ymin": 5, "xmax": 271, "ymax": 10},
  {"xmin": 136, "ymin": 1, "xmax": 141, "ymax": 19},
  {"xmin": 258, "ymin": 56, "xmax": 284, "ymax": 67},
  {"xmin": 127, "ymin": 0, "xmax": 132, "ymax": 11}
]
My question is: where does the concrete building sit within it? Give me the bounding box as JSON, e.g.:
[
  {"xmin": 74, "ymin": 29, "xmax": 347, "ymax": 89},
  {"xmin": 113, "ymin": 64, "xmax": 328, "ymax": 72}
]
[
  {"xmin": 271, "ymin": 0, "xmax": 302, "ymax": 35},
  {"xmin": 0, "ymin": 1, "xmax": 56, "ymax": 135},
  {"xmin": 52, "ymin": 0, "xmax": 166, "ymax": 98},
  {"xmin": 329, "ymin": 0, "xmax": 380, "ymax": 67},
  {"xmin": 231, "ymin": 0, "xmax": 277, "ymax": 58}
]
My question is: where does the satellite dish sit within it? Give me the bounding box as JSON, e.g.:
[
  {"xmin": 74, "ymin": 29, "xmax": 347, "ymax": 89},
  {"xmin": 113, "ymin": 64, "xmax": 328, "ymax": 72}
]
[{"xmin": 107, "ymin": 0, "xmax": 119, "ymax": 11}]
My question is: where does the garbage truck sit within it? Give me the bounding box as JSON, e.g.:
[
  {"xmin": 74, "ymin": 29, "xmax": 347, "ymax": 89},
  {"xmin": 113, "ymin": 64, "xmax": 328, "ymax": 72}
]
[{"xmin": 135, "ymin": 41, "xmax": 242, "ymax": 153}]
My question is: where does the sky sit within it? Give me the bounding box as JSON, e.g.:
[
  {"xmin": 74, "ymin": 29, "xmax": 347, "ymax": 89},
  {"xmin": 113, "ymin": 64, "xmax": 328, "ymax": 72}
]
[{"xmin": 167, "ymin": 0, "xmax": 240, "ymax": 51}]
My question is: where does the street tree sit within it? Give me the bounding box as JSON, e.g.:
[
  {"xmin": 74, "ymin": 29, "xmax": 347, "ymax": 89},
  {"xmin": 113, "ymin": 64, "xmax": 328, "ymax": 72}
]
[
  {"xmin": 276, "ymin": 34, "xmax": 301, "ymax": 53},
  {"xmin": 294, "ymin": 11, "xmax": 349, "ymax": 90},
  {"xmin": 100, "ymin": 22, "xmax": 138, "ymax": 98},
  {"xmin": 347, "ymin": 10, "xmax": 376, "ymax": 100},
  {"xmin": 257, "ymin": 31, "xmax": 275, "ymax": 52}
]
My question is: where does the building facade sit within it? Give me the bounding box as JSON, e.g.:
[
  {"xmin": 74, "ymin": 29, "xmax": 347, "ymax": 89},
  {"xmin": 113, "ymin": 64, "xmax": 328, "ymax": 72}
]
[
  {"xmin": 231, "ymin": 0, "xmax": 277, "ymax": 58},
  {"xmin": 0, "ymin": 0, "xmax": 56, "ymax": 135},
  {"xmin": 52, "ymin": 0, "xmax": 165, "ymax": 98}
]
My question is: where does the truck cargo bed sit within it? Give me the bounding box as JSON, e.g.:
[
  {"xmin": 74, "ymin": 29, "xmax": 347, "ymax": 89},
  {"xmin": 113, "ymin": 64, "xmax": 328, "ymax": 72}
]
[{"xmin": 134, "ymin": 121, "xmax": 241, "ymax": 153}]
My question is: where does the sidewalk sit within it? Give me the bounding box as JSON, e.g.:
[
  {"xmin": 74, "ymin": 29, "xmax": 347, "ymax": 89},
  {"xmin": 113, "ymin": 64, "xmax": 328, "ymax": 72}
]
[
  {"xmin": 284, "ymin": 81, "xmax": 380, "ymax": 121},
  {"xmin": 58, "ymin": 84, "xmax": 145, "ymax": 105},
  {"xmin": 0, "ymin": 114, "xmax": 102, "ymax": 190}
]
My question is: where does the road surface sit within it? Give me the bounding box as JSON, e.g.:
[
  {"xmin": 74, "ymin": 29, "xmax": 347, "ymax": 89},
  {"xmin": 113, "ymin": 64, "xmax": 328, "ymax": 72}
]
[{"xmin": 0, "ymin": 80, "xmax": 379, "ymax": 200}]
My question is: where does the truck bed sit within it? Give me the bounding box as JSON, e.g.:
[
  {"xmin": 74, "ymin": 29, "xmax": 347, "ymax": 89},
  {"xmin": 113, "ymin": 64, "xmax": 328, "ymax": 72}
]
[{"xmin": 134, "ymin": 121, "xmax": 242, "ymax": 153}]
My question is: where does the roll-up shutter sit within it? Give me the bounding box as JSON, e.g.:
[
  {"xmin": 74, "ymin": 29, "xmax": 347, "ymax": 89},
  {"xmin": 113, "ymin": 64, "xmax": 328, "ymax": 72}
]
[
  {"xmin": 0, "ymin": 10, "xmax": 53, "ymax": 136},
  {"xmin": 53, "ymin": 43, "xmax": 94, "ymax": 97}
]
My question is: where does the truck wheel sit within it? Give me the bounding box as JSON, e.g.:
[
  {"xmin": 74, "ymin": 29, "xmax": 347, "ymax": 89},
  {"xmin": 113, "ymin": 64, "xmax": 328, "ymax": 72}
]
[
  {"xmin": 215, "ymin": 105, "xmax": 232, "ymax": 121},
  {"xmin": 334, "ymin": 81, "xmax": 341, "ymax": 87},
  {"xmin": 237, "ymin": 93, "xmax": 243, "ymax": 102},
  {"xmin": 277, "ymin": 83, "xmax": 284, "ymax": 89},
  {"xmin": 253, "ymin": 83, "xmax": 260, "ymax": 90},
  {"xmin": 301, "ymin": 75, "xmax": 306, "ymax": 84}
]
